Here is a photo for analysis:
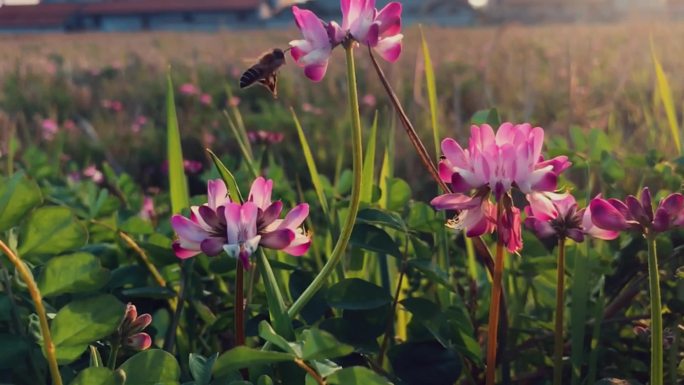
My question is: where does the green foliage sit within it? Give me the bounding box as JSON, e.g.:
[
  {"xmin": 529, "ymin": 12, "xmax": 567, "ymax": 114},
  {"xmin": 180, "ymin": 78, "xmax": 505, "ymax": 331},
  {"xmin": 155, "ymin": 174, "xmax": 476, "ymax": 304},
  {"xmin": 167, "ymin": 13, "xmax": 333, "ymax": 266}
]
[
  {"xmin": 118, "ymin": 349, "xmax": 181, "ymax": 385},
  {"xmin": 18, "ymin": 206, "xmax": 87, "ymax": 260},
  {"xmin": 37, "ymin": 252, "xmax": 110, "ymax": 297}
]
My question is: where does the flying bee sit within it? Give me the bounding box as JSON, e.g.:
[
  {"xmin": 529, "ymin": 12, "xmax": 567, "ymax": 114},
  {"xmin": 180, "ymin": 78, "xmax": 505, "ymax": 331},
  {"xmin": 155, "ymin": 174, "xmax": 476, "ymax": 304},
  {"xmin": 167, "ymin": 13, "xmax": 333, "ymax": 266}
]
[{"xmin": 239, "ymin": 48, "xmax": 288, "ymax": 98}]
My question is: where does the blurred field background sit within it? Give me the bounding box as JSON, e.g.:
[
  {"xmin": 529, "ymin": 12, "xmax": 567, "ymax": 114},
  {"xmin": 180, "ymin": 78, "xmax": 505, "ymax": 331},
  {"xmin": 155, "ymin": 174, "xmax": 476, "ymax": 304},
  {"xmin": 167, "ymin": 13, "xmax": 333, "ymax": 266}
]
[{"xmin": 1, "ymin": 20, "xmax": 682, "ymax": 196}]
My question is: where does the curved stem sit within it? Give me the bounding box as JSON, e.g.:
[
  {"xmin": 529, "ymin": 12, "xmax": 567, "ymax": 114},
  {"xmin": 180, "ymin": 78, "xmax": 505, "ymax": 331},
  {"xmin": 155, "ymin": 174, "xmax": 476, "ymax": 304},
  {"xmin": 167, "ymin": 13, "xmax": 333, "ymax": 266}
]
[
  {"xmin": 646, "ymin": 234, "xmax": 663, "ymax": 385},
  {"xmin": 0, "ymin": 240, "xmax": 63, "ymax": 385},
  {"xmin": 294, "ymin": 358, "xmax": 326, "ymax": 385},
  {"xmin": 553, "ymin": 237, "xmax": 566, "ymax": 385},
  {"xmin": 486, "ymin": 203, "xmax": 505, "ymax": 385},
  {"xmin": 287, "ymin": 43, "xmax": 363, "ymax": 319},
  {"xmin": 107, "ymin": 342, "xmax": 120, "ymax": 370}
]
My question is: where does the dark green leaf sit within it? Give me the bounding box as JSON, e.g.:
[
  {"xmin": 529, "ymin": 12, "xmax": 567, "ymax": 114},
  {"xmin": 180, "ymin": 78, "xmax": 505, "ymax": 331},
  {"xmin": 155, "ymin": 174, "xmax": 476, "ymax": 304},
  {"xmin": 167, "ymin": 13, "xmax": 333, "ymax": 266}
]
[
  {"xmin": 18, "ymin": 206, "xmax": 88, "ymax": 260},
  {"xmin": 0, "ymin": 171, "xmax": 42, "ymax": 232},
  {"xmin": 388, "ymin": 341, "xmax": 461, "ymax": 385},
  {"xmin": 213, "ymin": 347, "xmax": 294, "ymax": 378},
  {"xmin": 350, "ymin": 224, "xmax": 401, "ymax": 257},
  {"xmin": 258, "ymin": 321, "xmax": 299, "ymax": 355},
  {"xmin": 69, "ymin": 367, "xmax": 117, "ymax": 385},
  {"xmin": 326, "ymin": 278, "xmax": 391, "ymax": 310},
  {"xmin": 326, "ymin": 367, "xmax": 392, "ymax": 385},
  {"xmin": 118, "ymin": 349, "xmax": 181, "ymax": 385},
  {"xmin": 189, "ymin": 352, "xmax": 218, "ymax": 385},
  {"xmin": 356, "ymin": 208, "xmax": 406, "ymax": 231},
  {"xmin": 37, "ymin": 252, "xmax": 110, "ymax": 297},
  {"xmin": 300, "ymin": 328, "xmax": 353, "ymax": 361}
]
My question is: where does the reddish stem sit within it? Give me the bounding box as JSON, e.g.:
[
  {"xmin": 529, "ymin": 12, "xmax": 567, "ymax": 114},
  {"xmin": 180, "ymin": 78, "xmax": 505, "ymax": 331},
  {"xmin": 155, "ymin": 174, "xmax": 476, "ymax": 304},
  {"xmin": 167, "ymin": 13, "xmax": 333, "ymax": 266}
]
[
  {"xmin": 486, "ymin": 203, "xmax": 505, "ymax": 385},
  {"xmin": 235, "ymin": 261, "xmax": 247, "ymax": 378}
]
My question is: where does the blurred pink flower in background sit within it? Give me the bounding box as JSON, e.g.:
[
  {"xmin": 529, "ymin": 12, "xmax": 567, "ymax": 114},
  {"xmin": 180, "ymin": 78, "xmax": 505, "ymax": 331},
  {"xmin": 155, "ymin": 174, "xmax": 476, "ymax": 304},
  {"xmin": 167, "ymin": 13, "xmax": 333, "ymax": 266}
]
[
  {"xmin": 183, "ymin": 160, "xmax": 203, "ymax": 174},
  {"xmin": 63, "ymin": 119, "xmax": 77, "ymax": 133},
  {"xmin": 41, "ymin": 119, "xmax": 59, "ymax": 141},
  {"xmin": 362, "ymin": 93, "xmax": 377, "ymax": 109},
  {"xmin": 302, "ymin": 102, "xmax": 323, "ymax": 115},
  {"xmin": 131, "ymin": 115, "xmax": 148, "ymax": 133},
  {"xmin": 248, "ymin": 130, "xmax": 285, "ymax": 145},
  {"xmin": 101, "ymin": 99, "xmax": 123, "ymax": 112},
  {"xmin": 83, "ymin": 165, "xmax": 104, "ymax": 184},
  {"xmin": 200, "ymin": 93, "xmax": 213, "ymax": 106},
  {"xmin": 139, "ymin": 196, "xmax": 155, "ymax": 221},
  {"xmin": 228, "ymin": 96, "xmax": 241, "ymax": 107},
  {"xmin": 179, "ymin": 83, "xmax": 199, "ymax": 96},
  {"xmin": 202, "ymin": 131, "xmax": 216, "ymax": 146}
]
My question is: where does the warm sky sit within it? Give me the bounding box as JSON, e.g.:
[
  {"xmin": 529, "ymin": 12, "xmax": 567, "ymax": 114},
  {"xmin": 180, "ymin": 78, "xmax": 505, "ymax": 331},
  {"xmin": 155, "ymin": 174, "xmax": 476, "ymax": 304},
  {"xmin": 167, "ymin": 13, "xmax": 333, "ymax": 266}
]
[{"xmin": 2, "ymin": 0, "xmax": 41, "ymax": 4}]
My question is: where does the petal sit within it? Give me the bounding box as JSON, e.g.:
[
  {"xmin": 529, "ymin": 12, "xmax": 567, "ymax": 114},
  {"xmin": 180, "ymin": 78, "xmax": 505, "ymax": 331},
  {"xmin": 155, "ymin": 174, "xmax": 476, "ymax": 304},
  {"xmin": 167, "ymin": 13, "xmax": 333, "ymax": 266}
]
[
  {"xmin": 589, "ymin": 198, "xmax": 630, "ymax": 232},
  {"xmin": 640, "ymin": 187, "xmax": 654, "ymax": 222},
  {"xmin": 260, "ymin": 228, "xmax": 295, "ymax": 250},
  {"xmin": 171, "ymin": 215, "xmax": 209, "ymax": 243},
  {"xmin": 200, "ymin": 237, "xmax": 227, "ymax": 256},
  {"xmin": 566, "ymin": 228, "xmax": 585, "ymax": 243},
  {"xmin": 207, "ymin": 179, "xmax": 229, "ymax": 209},
  {"xmin": 289, "ymin": 39, "xmax": 312, "ymax": 62},
  {"xmin": 441, "ymin": 138, "xmax": 469, "ymax": 169},
  {"xmin": 260, "ymin": 201, "xmax": 283, "ymax": 229},
  {"xmin": 224, "ymin": 203, "xmax": 242, "ymax": 244},
  {"xmin": 304, "ymin": 61, "xmax": 329, "ymax": 82},
  {"xmin": 538, "ymin": 155, "xmax": 572, "ymax": 175},
  {"xmin": 283, "ymin": 231, "xmax": 311, "ymax": 256},
  {"xmin": 374, "ymin": 34, "xmax": 403, "ymax": 62},
  {"xmin": 280, "ymin": 203, "xmax": 309, "ymax": 229},
  {"xmin": 625, "ymin": 195, "xmax": 648, "ymax": 226},
  {"xmin": 525, "ymin": 192, "xmax": 557, "ymax": 221},
  {"xmin": 438, "ymin": 160, "xmax": 453, "ymax": 183},
  {"xmin": 529, "ymin": 168, "xmax": 557, "ymax": 193},
  {"xmin": 451, "ymin": 173, "xmax": 473, "ymax": 193},
  {"xmin": 198, "ymin": 206, "xmax": 221, "ymax": 229},
  {"xmin": 248, "ymin": 177, "xmax": 273, "ymax": 209},
  {"xmin": 524, "ymin": 217, "xmax": 557, "ymax": 238},
  {"xmin": 375, "ymin": 2, "xmax": 402, "ymax": 36},
  {"xmin": 172, "ymin": 241, "xmax": 200, "ymax": 259},
  {"xmin": 292, "ymin": 6, "xmax": 329, "ymax": 48},
  {"xmin": 128, "ymin": 314, "xmax": 152, "ymax": 334},
  {"xmin": 431, "ymin": 193, "xmax": 480, "ymax": 211},
  {"xmin": 126, "ymin": 333, "xmax": 152, "ymax": 350},
  {"xmin": 240, "ymin": 202, "xmax": 259, "ymax": 240}
]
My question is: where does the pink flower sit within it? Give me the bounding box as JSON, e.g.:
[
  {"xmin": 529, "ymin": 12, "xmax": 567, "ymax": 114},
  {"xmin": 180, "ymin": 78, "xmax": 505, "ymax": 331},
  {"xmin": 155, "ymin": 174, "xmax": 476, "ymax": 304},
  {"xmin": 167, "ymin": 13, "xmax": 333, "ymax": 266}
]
[
  {"xmin": 524, "ymin": 192, "xmax": 619, "ymax": 242},
  {"xmin": 228, "ymin": 96, "xmax": 241, "ymax": 107},
  {"xmin": 139, "ymin": 196, "xmax": 155, "ymax": 221},
  {"xmin": 119, "ymin": 304, "xmax": 152, "ymax": 351},
  {"xmin": 248, "ymin": 130, "xmax": 285, "ymax": 145},
  {"xmin": 589, "ymin": 187, "xmax": 684, "ymax": 234},
  {"xmin": 339, "ymin": 0, "xmax": 403, "ymax": 61},
  {"xmin": 289, "ymin": 6, "xmax": 334, "ymax": 82},
  {"xmin": 222, "ymin": 202, "xmax": 262, "ymax": 269},
  {"xmin": 183, "ymin": 160, "xmax": 203, "ymax": 174},
  {"xmin": 171, "ymin": 179, "xmax": 231, "ymax": 259},
  {"xmin": 200, "ymin": 93, "xmax": 213, "ymax": 106},
  {"xmin": 431, "ymin": 123, "xmax": 571, "ymax": 252},
  {"xmin": 361, "ymin": 93, "xmax": 377, "ymax": 109},
  {"xmin": 83, "ymin": 165, "xmax": 104, "ymax": 184},
  {"xmin": 41, "ymin": 119, "xmax": 59, "ymax": 141},
  {"xmin": 179, "ymin": 83, "xmax": 199, "ymax": 96},
  {"xmin": 248, "ymin": 177, "xmax": 312, "ymax": 256}
]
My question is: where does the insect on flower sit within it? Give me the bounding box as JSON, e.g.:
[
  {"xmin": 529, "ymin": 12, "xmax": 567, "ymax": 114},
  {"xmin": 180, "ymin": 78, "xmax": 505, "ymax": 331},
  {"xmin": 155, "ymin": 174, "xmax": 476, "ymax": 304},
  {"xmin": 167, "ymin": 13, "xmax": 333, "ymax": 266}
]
[{"xmin": 239, "ymin": 48, "xmax": 289, "ymax": 98}]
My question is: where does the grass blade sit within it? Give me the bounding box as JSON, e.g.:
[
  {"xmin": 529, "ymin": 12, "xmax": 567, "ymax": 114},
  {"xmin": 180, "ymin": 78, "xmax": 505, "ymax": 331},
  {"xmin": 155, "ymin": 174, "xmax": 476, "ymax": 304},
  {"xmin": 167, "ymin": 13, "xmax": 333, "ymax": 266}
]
[
  {"xmin": 166, "ymin": 70, "xmax": 190, "ymax": 213},
  {"xmin": 206, "ymin": 149, "xmax": 244, "ymax": 203},
  {"xmin": 650, "ymin": 40, "xmax": 682, "ymax": 155},
  {"xmin": 361, "ymin": 111, "xmax": 378, "ymax": 203},
  {"xmin": 222, "ymin": 110, "xmax": 258, "ymax": 178},
  {"xmin": 420, "ymin": 26, "xmax": 440, "ymax": 157},
  {"xmin": 291, "ymin": 108, "xmax": 329, "ymax": 216}
]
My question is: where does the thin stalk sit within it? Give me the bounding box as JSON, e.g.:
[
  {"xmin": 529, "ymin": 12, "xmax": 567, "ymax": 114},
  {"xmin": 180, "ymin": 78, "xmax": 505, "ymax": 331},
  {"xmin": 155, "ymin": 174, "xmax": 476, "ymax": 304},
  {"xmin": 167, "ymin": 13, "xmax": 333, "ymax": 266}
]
[
  {"xmin": 553, "ymin": 237, "xmax": 566, "ymax": 385},
  {"xmin": 235, "ymin": 261, "xmax": 246, "ymax": 347},
  {"xmin": 163, "ymin": 258, "xmax": 194, "ymax": 352},
  {"xmin": 646, "ymin": 234, "xmax": 663, "ymax": 385},
  {"xmin": 294, "ymin": 358, "xmax": 326, "ymax": 385},
  {"xmin": 107, "ymin": 342, "xmax": 120, "ymax": 370},
  {"xmin": 287, "ymin": 42, "xmax": 363, "ymax": 319},
  {"xmin": 0, "ymin": 240, "xmax": 63, "ymax": 385},
  {"xmin": 486, "ymin": 203, "xmax": 505, "ymax": 385}
]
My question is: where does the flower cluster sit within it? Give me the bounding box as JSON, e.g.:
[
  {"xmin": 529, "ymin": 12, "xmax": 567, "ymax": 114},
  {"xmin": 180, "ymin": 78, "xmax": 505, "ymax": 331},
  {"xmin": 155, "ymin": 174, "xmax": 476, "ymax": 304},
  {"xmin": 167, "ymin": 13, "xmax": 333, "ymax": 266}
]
[
  {"xmin": 431, "ymin": 123, "xmax": 571, "ymax": 252},
  {"xmin": 171, "ymin": 178, "xmax": 310, "ymax": 269},
  {"xmin": 118, "ymin": 303, "xmax": 152, "ymax": 351},
  {"xmin": 289, "ymin": 0, "xmax": 403, "ymax": 81}
]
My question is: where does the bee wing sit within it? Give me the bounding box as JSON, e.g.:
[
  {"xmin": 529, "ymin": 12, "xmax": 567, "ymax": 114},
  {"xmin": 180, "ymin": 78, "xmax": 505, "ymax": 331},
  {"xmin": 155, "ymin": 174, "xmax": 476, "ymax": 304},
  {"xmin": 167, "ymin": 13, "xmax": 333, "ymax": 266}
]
[{"xmin": 257, "ymin": 73, "xmax": 278, "ymax": 99}]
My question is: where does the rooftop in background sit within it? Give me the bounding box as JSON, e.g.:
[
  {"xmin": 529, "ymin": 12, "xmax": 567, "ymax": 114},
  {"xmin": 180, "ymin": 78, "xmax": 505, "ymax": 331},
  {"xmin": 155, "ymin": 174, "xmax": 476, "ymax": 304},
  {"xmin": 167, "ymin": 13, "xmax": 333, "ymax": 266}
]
[{"xmin": 83, "ymin": 0, "xmax": 261, "ymax": 15}]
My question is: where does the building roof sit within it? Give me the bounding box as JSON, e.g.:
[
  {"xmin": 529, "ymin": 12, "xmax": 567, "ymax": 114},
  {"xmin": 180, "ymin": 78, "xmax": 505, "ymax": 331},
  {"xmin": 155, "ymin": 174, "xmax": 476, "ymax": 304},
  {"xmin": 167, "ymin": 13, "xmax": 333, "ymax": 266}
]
[
  {"xmin": 83, "ymin": 0, "xmax": 262, "ymax": 15},
  {"xmin": 0, "ymin": 3, "xmax": 81, "ymax": 28}
]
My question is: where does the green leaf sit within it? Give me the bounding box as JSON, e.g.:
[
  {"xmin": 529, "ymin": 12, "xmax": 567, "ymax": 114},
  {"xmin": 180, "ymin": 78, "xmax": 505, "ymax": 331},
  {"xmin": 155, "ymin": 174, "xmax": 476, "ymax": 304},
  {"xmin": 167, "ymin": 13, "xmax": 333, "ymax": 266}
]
[
  {"xmin": 257, "ymin": 375, "xmax": 274, "ymax": 385},
  {"xmin": 470, "ymin": 108, "xmax": 501, "ymax": 126},
  {"xmin": 0, "ymin": 171, "xmax": 42, "ymax": 232},
  {"xmin": 258, "ymin": 321, "xmax": 299, "ymax": 355},
  {"xmin": 300, "ymin": 328, "xmax": 353, "ymax": 361},
  {"xmin": 291, "ymin": 108, "xmax": 329, "ymax": 216},
  {"xmin": 256, "ymin": 250, "xmax": 293, "ymax": 339},
  {"xmin": 420, "ymin": 26, "xmax": 441, "ymax": 157},
  {"xmin": 356, "ymin": 208, "xmax": 406, "ymax": 231},
  {"xmin": 69, "ymin": 367, "xmax": 117, "ymax": 385},
  {"xmin": 119, "ymin": 217, "xmax": 154, "ymax": 235},
  {"xmin": 38, "ymin": 252, "xmax": 110, "ymax": 297},
  {"xmin": 361, "ymin": 111, "xmax": 378, "ymax": 203},
  {"xmin": 213, "ymin": 347, "xmax": 295, "ymax": 378},
  {"xmin": 326, "ymin": 367, "xmax": 393, "ymax": 385},
  {"xmin": 326, "ymin": 278, "xmax": 391, "ymax": 310},
  {"xmin": 18, "ymin": 206, "xmax": 88, "ymax": 260},
  {"xmin": 51, "ymin": 294, "xmax": 125, "ymax": 363},
  {"xmin": 118, "ymin": 349, "xmax": 181, "ymax": 385},
  {"xmin": 651, "ymin": 40, "xmax": 682, "ymax": 155},
  {"xmin": 189, "ymin": 352, "xmax": 218, "ymax": 385},
  {"xmin": 350, "ymin": 223, "xmax": 401, "ymax": 257},
  {"xmin": 207, "ymin": 149, "xmax": 243, "ymax": 203},
  {"xmin": 166, "ymin": 71, "xmax": 190, "ymax": 214},
  {"xmin": 389, "ymin": 341, "xmax": 461, "ymax": 385},
  {"xmin": 89, "ymin": 345, "xmax": 104, "ymax": 368},
  {"xmin": 387, "ymin": 178, "xmax": 411, "ymax": 211}
]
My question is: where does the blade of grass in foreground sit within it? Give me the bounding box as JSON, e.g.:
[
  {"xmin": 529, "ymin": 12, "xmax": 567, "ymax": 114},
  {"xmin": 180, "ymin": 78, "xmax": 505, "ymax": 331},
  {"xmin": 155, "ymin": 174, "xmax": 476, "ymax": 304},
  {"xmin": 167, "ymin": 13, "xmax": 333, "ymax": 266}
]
[
  {"xmin": 650, "ymin": 39, "xmax": 682, "ymax": 155},
  {"xmin": 206, "ymin": 149, "xmax": 244, "ymax": 203},
  {"xmin": 420, "ymin": 26, "xmax": 440, "ymax": 158},
  {"xmin": 166, "ymin": 70, "xmax": 190, "ymax": 213},
  {"xmin": 291, "ymin": 108, "xmax": 330, "ymax": 217},
  {"xmin": 360, "ymin": 111, "xmax": 378, "ymax": 203}
]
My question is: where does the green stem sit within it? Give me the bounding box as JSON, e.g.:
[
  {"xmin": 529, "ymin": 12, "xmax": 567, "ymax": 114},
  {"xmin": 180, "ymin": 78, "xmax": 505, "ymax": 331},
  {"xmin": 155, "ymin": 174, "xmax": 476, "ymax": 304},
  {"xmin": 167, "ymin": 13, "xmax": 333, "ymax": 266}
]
[
  {"xmin": 0, "ymin": 240, "xmax": 63, "ymax": 385},
  {"xmin": 646, "ymin": 234, "xmax": 663, "ymax": 385},
  {"xmin": 553, "ymin": 237, "xmax": 566, "ymax": 385},
  {"xmin": 485, "ymin": 202, "xmax": 505, "ymax": 385},
  {"xmin": 287, "ymin": 42, "xmax": 363, "ymax": 319},
  {"xmin": 107, "ymin": 342, "xmax": 120, "ymax": 370}
]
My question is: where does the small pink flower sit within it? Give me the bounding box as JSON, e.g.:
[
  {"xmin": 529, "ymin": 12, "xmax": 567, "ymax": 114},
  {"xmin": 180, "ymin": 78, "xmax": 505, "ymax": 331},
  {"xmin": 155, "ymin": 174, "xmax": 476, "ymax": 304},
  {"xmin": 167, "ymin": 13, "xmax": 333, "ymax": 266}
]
[
  {"xmin": 183, "ymin": 160, "xmax": 203, "ymax": 174},
  {"xmin": 289, "ymin": 6, "xmax": 334, "ymax": 82},
  {"xmin": 362, "ymin": 94, "xmax": 377, "ymax": 109},
  {"xmin": 119, "ymin": 304, "xmax": 152, "ymax": 351},
  {"xmin": 179, "ymin": 83, "xmax": 199, "ymax": 96},
  {"xmin": 83, "ymin": 165, "xmax": 104, "ymax": 184},
  {"xmin": 228, "ymin": 96, "xmax": 241, "ymax": 107},
  {"xmin": 524, "ymin": 192, "xmax": 619, "ymax": 242},
  {"xmin": 590, "ymin": 187, "xmax": 684, "ymax": 234},
  {"xmin": 248, "ymin": 130, "xmax": 285, "ymax": 145},
  {"xmin": 63, "ymin": 119, "xmax": 77, "ymax": 132},
  {"xmin": 41, "ymin": 119, "xmax": 59, "ymax": 141},
  {"xmin": 139, "ymin": 196, "xmax": 155, "ymax": 221},
  {"xmin": 200, "ymin": 93, "xmax": 213, "ymax": 106},
  {"xmin": 339, "ymin": 0, "xmax": 403, "ymax": 62}
]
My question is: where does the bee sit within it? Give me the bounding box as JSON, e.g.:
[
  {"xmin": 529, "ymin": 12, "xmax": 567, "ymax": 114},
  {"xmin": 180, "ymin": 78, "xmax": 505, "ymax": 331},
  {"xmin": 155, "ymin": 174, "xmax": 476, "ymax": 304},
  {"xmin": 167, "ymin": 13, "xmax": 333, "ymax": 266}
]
[{"xmin": 239, "ymin": 48, "xmax": 288, "ymax": 98}]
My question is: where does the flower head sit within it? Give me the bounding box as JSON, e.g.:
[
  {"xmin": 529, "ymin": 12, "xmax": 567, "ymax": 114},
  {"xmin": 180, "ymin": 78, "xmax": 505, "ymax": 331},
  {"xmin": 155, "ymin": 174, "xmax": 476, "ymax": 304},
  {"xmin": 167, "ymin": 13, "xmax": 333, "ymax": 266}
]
[
  {"xmin": 590, "ymin": 187, "xmax": 684, "ymax": 234},
  {"xmin": 179, "ymin": 83, "xmax": 199, "ymax": 96},
  {"xmin": 289, "ymin": 6, "xmax": 334, "ymax": 82},
  {"xmin": 248, "ymin": 130, "xmax": 285, "ymax": 145},
  {"xmin": 41, "ymin": 119, "xmax": 59, "ymax": 141},
  {"xmin": 118, "ymin": 303, "xmax": 152, "ymax": 351},
  {"xmin": 525, "ymin": 192, "xmax": 619, "ymax": 242}
]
